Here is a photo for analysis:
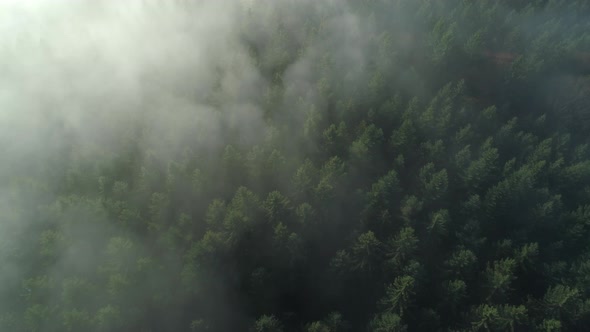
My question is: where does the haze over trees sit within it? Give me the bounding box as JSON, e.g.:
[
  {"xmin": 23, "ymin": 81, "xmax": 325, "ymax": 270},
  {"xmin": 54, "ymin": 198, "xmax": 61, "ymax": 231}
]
[{"xmin": 1, "ymin": 0, "xmax": 590, "ymax": 331}]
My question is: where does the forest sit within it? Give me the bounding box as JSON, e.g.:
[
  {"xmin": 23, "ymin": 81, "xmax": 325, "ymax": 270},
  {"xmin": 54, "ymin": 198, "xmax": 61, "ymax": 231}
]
[{"xmin": 1, "ymin": 0, "xmax": 590, "ymax": 331}]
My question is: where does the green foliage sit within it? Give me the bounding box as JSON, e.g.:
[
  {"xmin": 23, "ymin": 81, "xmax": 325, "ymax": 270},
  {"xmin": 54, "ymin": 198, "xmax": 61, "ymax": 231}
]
[
  {"xmin": 24, "ymin": 304, "xmax": 54, "ymax": 332},
  {"xmin": 61, "ymin": 308, "xmax": 92, "ymax": 332},
  {"xmin": 323, "ymin": 122, "xmax": 348, "ymax": 156},
  {"xmin": 430, "ymin": 19, "xmax": 458, "ymax": 64},
  {"xmin": 469, "ymin": 304, "xmax": 527, "ymax": 332},
  {"xmin": 95, "ymin": 305, "xmax": 122, "ymax": 332},
  {"xmin": 306, "ymin": 312, "xmax": 349, "ymax": 332},
  {"xmin": 390, "ymin": 119, "xmax": 417, "ymax": 152},
  {"xmin": 386, "ymin": 227, "xmax": 418, "ymax": 270},
  {"xmin": 293, "ymin": 159, "xmax": 319, "ymax": 199},
  {"xmin": 380, "ymin": 276, "xmax": 416, "ymax": 317},
  {"xmin": 369, "ymin": 312, "xmax": 407, "ymax": 332},
  {"xmin": 538, "ymin": 319, "xmax": 562, "ymax": 332},
  {"xmin": 350, "ymin": 124, "xmax": 384, "ymax": 162},
  {"xmin": 419, "ymin": 163, "xmax": 449, "ymax": 202},
  {"xmin": 365, "ymin": 170, "xmax": 401, "ymax": 224},
  {"xmin": 315, "ymin": 157, "xmax": 347, "ymax": 202},
  {"xmin": 428, "ymin": 209, "xmax": 449, "ymax": 236},
  {"xmin": 264, "ymin": 191, "xmax": 291, "ymax": 224},
  {"xmin": 351, "ymin": 231, "xmax": 385, "ymax": 273},
  {"xmin": 39, "ymin": 230, "xmax": 65, "ymax": 260},
  {"xmin": 400, "ymin": 195, "xmax": 423, "ymax": 224},
  {"xmin": 7, "ymin": 1, "xmax": 590, "ymax": 331},
  {"xmin": 463, "ymin": 138, "xmax": 499, "ymax": 189},
  {"xmin": 445, "ymin": 249, "xmax": 478, "ymax": 279},
  {"xmin": 443, "ymin": 279, "xmax": 467, "ymax": 306},
  {"xmin": 515, "ymin": 242, "xmax": 539, "ymax": 269},
  {"xmin": 484, "ymin": 258, "xmax": 517, "ymax": 302},
  {"xmin": 252, "ymin": 315, "xmax": 284, "ymax": 332},
  {"xmin": 543, "ymin": 285, "xmax": 581, "ymax": 319}
]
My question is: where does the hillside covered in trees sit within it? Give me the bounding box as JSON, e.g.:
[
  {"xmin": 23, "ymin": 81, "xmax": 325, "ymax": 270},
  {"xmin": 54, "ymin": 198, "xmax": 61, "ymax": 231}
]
[{"xmin": 1, "ymin": 0, "xmax": 590, "ymax": 331}]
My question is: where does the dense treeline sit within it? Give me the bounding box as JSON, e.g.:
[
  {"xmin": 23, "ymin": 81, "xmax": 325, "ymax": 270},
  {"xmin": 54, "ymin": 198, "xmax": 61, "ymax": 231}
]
[{"xmin": 2, "ymin": 0, "xmax": 590, "ymax": 331}]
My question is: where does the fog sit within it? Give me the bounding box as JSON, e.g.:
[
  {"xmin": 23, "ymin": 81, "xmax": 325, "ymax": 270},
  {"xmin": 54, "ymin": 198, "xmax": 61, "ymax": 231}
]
[
  {"xmin": 0, "ymin": 1, "xmax": 369, "ymax": 330},
  {"xmin": 1, "ymin": 0, "xmax": 589, "ymax": 331}
]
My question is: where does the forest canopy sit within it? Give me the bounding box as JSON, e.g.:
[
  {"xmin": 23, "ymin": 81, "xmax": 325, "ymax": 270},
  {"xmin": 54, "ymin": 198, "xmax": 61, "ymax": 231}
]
[{"xmin": 1, "ymin": 0, "xmax": 590, "ymax": 331}]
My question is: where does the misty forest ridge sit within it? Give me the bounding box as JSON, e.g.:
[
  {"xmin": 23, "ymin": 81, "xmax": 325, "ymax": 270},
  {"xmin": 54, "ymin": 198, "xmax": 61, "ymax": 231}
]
[{"xmin": 2, "ymin": 0, "xmax": 590, "ymax": 331}]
